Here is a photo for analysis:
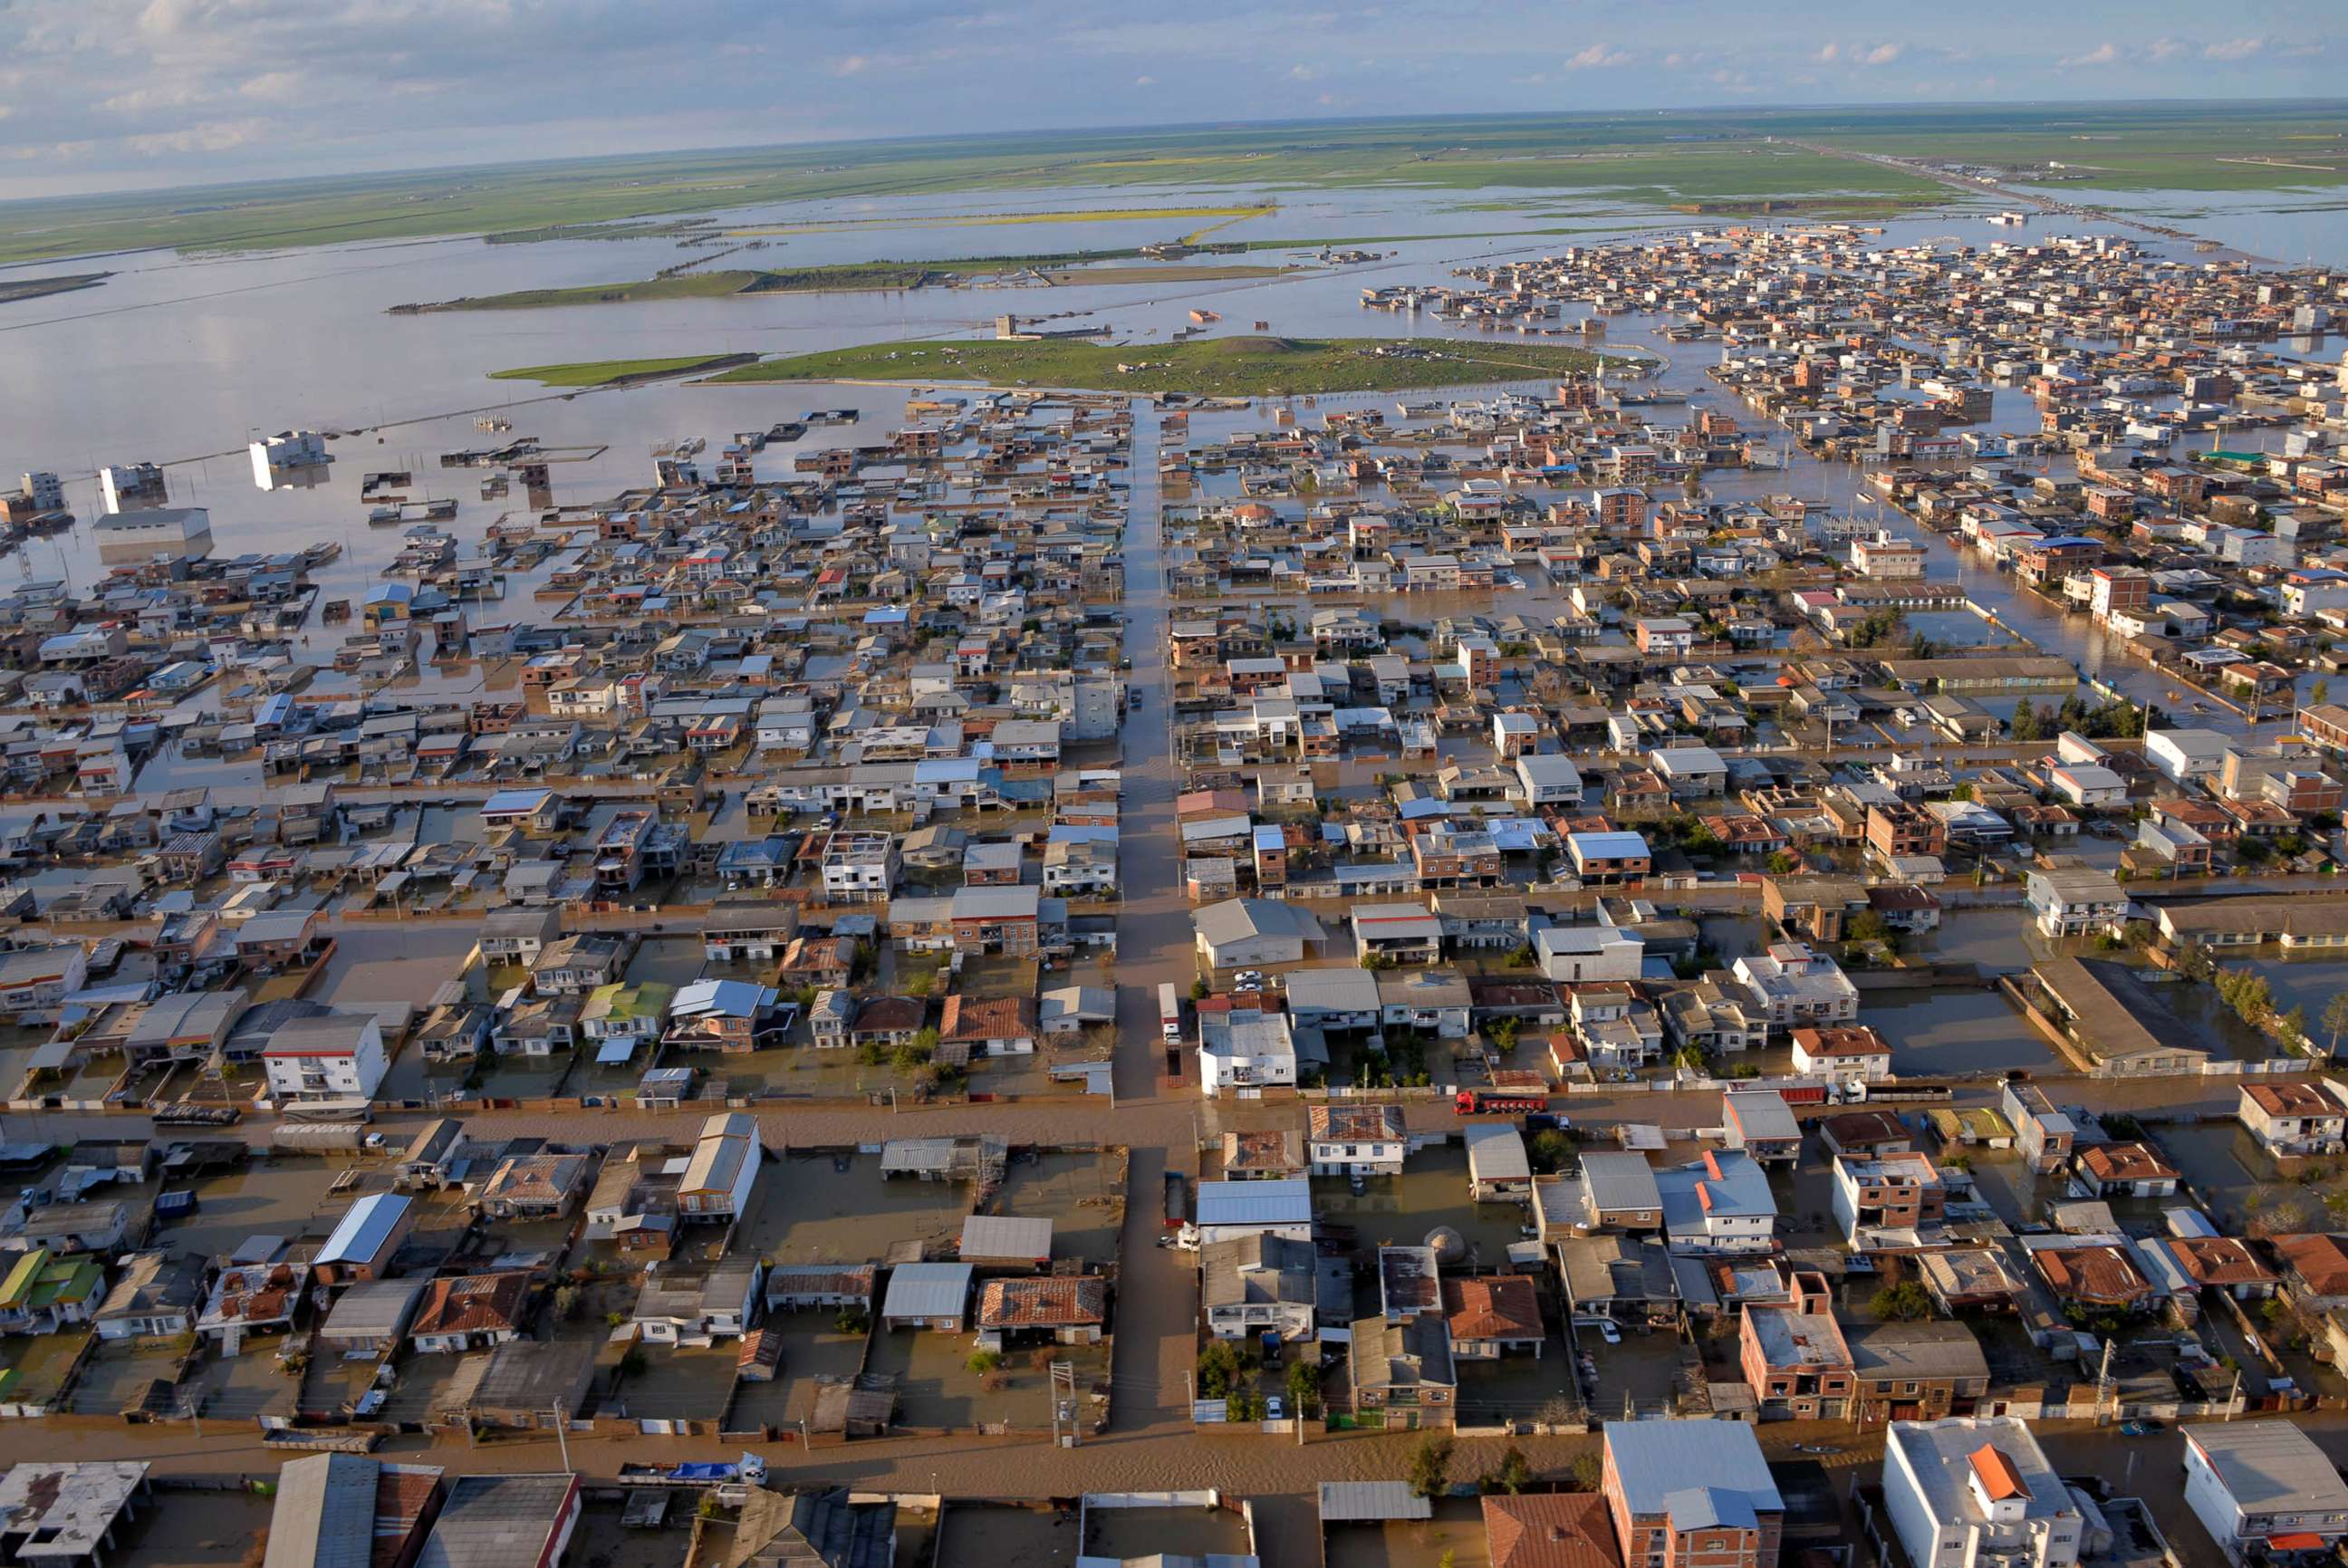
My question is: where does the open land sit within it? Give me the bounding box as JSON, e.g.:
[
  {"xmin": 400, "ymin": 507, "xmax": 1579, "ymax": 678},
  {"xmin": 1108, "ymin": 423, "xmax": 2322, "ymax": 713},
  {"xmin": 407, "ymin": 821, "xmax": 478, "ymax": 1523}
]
[{"xmin": 694, "ymin": 334, "xmax": 1628, "ymax": 396}]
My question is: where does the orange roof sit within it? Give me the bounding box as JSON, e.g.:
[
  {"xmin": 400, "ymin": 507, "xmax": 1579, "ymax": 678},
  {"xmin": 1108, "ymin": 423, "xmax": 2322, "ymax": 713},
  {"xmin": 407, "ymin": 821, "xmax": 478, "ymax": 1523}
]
[
  {"xmin": 1443, "ymin": 1275, "xmax": 1543, "ymax": 1343},
  {"xmin": 1968, "ymin": 1444, "xmax": 2030, "ymax": 1502},
  {"xmin": 1482, "ymin": 1494, "xmax": 1622, "ymax": 1568}
]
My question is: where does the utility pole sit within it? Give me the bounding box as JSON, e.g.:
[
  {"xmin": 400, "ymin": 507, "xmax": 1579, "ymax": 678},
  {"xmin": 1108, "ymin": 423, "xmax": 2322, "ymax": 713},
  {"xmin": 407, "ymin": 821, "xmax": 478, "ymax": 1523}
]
[
  {"xmin": 2095, "ymin": 1335, "xmax": 2115, "ymax": 1426},
  {"xmin": 550, "ymin": 1404, "xmax": 570, "ymax": 1471},
  {"xmin": 1050, "ymin": 1360, "xmax": 1078, "ymax": 1448}
]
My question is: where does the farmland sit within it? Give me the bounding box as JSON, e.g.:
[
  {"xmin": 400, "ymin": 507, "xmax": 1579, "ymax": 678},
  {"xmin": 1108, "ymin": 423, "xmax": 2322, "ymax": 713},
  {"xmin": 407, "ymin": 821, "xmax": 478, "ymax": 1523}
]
[{"xmin": 693, "ymin": 333, "xmax": 1631, "ymax": 398}]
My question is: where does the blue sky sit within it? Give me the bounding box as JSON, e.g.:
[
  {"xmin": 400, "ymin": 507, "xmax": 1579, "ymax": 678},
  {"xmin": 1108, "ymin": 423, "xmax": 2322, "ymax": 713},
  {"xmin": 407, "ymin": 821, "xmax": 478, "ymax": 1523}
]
[{"xmin": 0, "ymin": 0, "xmax": 2339, "ymax": 199}]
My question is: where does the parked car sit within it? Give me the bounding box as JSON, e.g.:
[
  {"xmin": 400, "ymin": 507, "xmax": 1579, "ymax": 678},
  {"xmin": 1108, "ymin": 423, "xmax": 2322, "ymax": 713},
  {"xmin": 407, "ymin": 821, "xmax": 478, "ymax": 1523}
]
[{"xmin": 2120, "ymin": 1419, "xmax": 2162, "ymax": 1437}]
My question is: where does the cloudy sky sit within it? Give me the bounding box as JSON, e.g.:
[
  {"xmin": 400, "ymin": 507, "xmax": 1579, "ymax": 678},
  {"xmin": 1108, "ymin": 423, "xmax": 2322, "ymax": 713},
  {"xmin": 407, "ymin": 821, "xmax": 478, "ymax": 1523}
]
[{"xmin": 0, "ymin": 0, "xmax": 2338, "ymax": 200}]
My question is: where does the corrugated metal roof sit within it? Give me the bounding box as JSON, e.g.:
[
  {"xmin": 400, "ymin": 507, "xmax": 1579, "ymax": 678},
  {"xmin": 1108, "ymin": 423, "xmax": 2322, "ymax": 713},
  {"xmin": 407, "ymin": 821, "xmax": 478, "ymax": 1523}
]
[
  {"xmin": 1195, "ymin": 1178, "xmax": 1312, "ymax": 1227},
  {"xmin": 958, "ymin": 1214, "xmax": 1053, "ymax": 1260},
  {"xmin": 264, "ymin": 1454, "xmax": 379, "ymax": 1568},
  {"xmin": 880, "ymin": 1263, "xmax": 973, "ymax": 1321},
  {"xmin": 317, "ymin": 1192, "xmax": 411, "ymax": 1266},
  {"xmin": 1318, "ymin": 1481, "xmax": 1432, "ymax": 1522}
]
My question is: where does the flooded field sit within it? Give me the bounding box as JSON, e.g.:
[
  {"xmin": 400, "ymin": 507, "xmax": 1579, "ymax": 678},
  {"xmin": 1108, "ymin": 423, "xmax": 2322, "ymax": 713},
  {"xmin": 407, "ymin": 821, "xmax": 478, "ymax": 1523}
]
[
  {"xmin": 736, "ymin": 1153, "xmax": 971, "ymax": 1267},
  {"xmin": 994, "ymin": 1149, "xmax": 1127, "ymax": 1266},
  {"xmin": 1920, "ymin": 909, "xmax": 2053, "ymax": 973},
  {"xmin": 1314, "ymin": 1143, "xmax": 1528, "ymax": 1270},
  {"xmin": 936, "ymin": 1501, "xmax": 1081, "ymax": 1568},
  {"xmin": 1327, "ymin": 1498, "xmax": 1494, "ymax": 1568},
  {"xmin": 114, "ymin": 1487, "xmax": 273, "ymax": 1568},
  {"xmin": 1863, "ymin": 987, "xmax": 2054, "ymax": 1077}
]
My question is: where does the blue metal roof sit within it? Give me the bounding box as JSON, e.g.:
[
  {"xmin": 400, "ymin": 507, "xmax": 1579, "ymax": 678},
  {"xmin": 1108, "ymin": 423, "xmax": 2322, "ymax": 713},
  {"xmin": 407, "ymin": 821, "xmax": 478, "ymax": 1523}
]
[{"xmin": 317, "ymin": 1193, "xmax": 410, "ymax": 1266}]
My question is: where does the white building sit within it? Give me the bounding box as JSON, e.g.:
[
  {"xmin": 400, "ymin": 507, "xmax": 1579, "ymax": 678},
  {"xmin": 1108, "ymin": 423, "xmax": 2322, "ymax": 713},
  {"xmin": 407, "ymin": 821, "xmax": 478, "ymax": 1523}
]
[
  {"xmin": 97, "ymin": 461, "xmax": 164, "ymax": 514},
  {"xmin": 249, "ymin": 430, "xmax": 330, "ymax": 489},
  {"xmin": 1307, "ymin": 1102, "xmax": 1407, "ymax": 1177},
  {"xmin": 261, "ymin": 1013, "xmax": 387, "ymax": 1101},
  {"xmin": 1198, "ymin": 1006, "xmax": 1298, "ymax": 1095},
  {"xmin": 2024, "ymin": 868, "xmax": 2128, "ymax": 939},
  {"xmin": 1533, "ymin": 924, "xmax": 1644, "ymax": 984},
  {"xmin": 1515, "ymin": 753, "xmax": 1584, "ymax": 807},
  {"xmin": 1731, "ymin": 943, "xmax": 1860, "ymax": 1030},
  {"xmin": 1881, "ymin": 1417, "xmax": 2085, "ymax": 1568},
  {"xmin": 1656, "ymin": 1149, "xmax": 1776, "ymax": 1255},
  {"xmin": 92, "ymin": 505, "xmax": 211, "ymax": 565},
  {"xmin": 2144, "ymin": 728, "xmax": 2232, "ymax": 785},
  {"xmin": 2182, "ymin": 1421, "xmax": 2348, "ymax": 1562},
  {"xmin": 1193, "ymin": 1178, "xmax": 1314, "ymax": 1248}
]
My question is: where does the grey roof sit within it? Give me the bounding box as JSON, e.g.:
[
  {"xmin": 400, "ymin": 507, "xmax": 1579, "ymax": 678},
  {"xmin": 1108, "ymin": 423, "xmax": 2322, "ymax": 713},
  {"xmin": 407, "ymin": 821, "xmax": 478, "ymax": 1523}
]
[
  {"xmin": 265, "ymin": 1454, "xmax": 380, "ymax": 1568},
  {"xmin": 1463, "ymin": 1123, "xmax": 1533, "ymax": 1182},
  {"xmin": 1193, "ymin": 898, "xmax": 1326, "ymax": 948},
  {"xmin": 1317, "ymin": 1482, "xmax": 1432, "ymax": 1522},
  {"xmin": 1195, "ymin": 1178, "xmax": 1312, "ymax": 1228},
  {"xmin": 321, "ymin": 1277, "xmax": 428, "ymax": 1342},
  {"xmin": 1723, "ymin": 1089, "xmax": 1802, "ymax": 1142},
  {"xmin": 1580, "ymin": 1151, "xmax": 1663, "ymax": 1214},
  {"xmin": 2184, "ymin": 1420, "xmax": 2348, "ymax": 1515},
  {"xmin": 470, "ymin": 1337, "xmax": 598, "ymax": 1418},
  {"xmin": 880, "ymin": 1262, "xmax": 973, "ymax": 1321},
  {"xmin": 958, "ymin": 1213, "xmax": 1053, "ymax": 1262},
  {"xmin": 418, "ymin": 1475, "xmax": 578, "ymax": 1568},
  {"xmin": 1604, "ymin": 1420, "xmax": 1782, "ymax": 1522},
  {"xmin": 1277, "ymin": 967, "xmax": 1384, "ymax": 1014}
]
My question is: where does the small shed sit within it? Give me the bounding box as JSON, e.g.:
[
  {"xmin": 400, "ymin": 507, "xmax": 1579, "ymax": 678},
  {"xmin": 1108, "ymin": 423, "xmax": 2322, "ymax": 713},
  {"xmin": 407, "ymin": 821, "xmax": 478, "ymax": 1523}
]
[
  {"xmin": 957, "ymin": 1215, "xmax": 1054, "ymax": 1272},
  {"xmin": 1464, "ymin": 1123, "xmax": 1534, "ymax": 1201},
  {"xmin": 878, "ymin": 1263, "xmax": 973, "ymax": 1332}
]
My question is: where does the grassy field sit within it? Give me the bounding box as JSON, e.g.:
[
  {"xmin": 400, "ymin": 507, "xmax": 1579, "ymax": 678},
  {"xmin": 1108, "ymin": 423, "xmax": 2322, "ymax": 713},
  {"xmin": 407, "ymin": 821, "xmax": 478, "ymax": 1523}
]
[
  {"xmin": 718, "ymin": 202, "xmax": 1275, "ymax": 236},
  {"xmin": 488, "ymin": 355, "xmax": 747, "ymax": 387},
  {"xmin": 7, "ymin": 103, "xmax": 2327, "ymax": 267},
  {"xmin": 0, "ymin": 111, "xmax": 1957, "ymax": 265},
  {"xmin": 693, "ymin": 334, "xmax": 1633, "ymax": 398},
  {"xmin": 391, "ymin": 251, "xmax": 1293, "ymax": 311},
  {"xmin": 1785, "ymin": 101, "xmax": 2348, "ymax": 192}
]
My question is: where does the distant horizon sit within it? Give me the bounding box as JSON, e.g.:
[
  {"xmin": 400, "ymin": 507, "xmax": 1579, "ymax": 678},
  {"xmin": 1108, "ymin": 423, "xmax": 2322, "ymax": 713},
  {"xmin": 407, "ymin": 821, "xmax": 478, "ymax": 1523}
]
[
  {"xmin": 4, "ymin": 94, "xmax": 2346, "ymax": 214},
  {"xmin": 0, "ymin": 0, "xmax": 2342, "ymax": 202}
]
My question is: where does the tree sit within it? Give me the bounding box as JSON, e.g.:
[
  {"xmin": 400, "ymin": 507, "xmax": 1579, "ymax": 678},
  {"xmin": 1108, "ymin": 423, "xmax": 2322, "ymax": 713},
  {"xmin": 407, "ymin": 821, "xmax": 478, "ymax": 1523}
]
[
  {"xmin": 1766, "ymin": 850, "xmax": 1802, "ymax": 875},
  {"xmin": 966, "ymin": 1350, "xmax": 1002, "ymax": 1374},
  {"xmin": 1285, "ymin": 1358, "xmax": 1323, "ymax": 1419},
  {"xmin": 1482, "ymin": 1446, "xmax": 1536, "ymax": 1495},
  {"xmin": 2315, "ymin": 678, "xmax": 2331, "ymax": 707},
  {"xmin": 2322, "ymin": 991, "xmax": 2348, "ymax": 1057},
  {"xmin": 1189, "ymin": 978, "xmax": 1209, "ymax": 1002},
  {"xmin": 1870, "ymin": 1280, "xmax": 1935, "ymax": 1322},
  {"xmin": 1407, "ymin": 1433, "xmax": 1456, "ymax": 1500},
  {"xmin": 1564, "ymin": 1452, "xmax": 1604, "ymax": 1493},
  {"xmin": 2010, "ymin": 699, "xmax": 2042, "ymax": 743},
  {"xmin": 1196, "ymin": 1340, "xmax": 1246, "ymax": 1400},
  {"xmin": 2279, "ymin": 1005, "xmax": 2310, "ymax": 1054},
  {"xmin": 1530, "ymin": 1128, "xmax": 1577, "ymax": 1173},
  {"xmin": 1847, "ymin": 909, "xmax": 1891, "ymax": 946}
]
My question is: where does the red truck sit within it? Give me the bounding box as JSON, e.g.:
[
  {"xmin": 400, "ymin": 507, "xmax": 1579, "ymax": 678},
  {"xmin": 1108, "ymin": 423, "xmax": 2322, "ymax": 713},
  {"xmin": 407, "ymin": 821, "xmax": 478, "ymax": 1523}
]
[{"xmin": 1456, "ymin": 1091, "xmax": 1549, "ymax": 1116}]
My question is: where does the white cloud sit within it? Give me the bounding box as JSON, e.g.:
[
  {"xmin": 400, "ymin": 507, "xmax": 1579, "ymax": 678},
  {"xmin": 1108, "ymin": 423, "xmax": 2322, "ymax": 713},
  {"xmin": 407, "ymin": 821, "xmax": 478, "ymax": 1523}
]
[
  {"xmin": 1814, "ymin": 43, "xmax": 1839, "ymax": 63},
  {"xmin": 830, "ymin": 54, "xmax": 871, "ymax": 76},
  {"xmin": 1661, "ymin": 52, "xmax": 1687, "ymax": 69},
  {"xmin": 1287, "ymin": 63, "xmax": 1322, "ymax": 81},
  {"xmin": 2060, "ymin": 42, "xmax": 2121, "ymax": 66},
  {"xmin": 237, "ymin": 71, "xmax": 307, "ymax": 102},
  {"xmin": 2146, "ymin": 37, "xmax": 2187, "ymax": 61},
  {"xmin": 1859, "ymin": 42, "xmax": 1901, "ymax": 66},
  {"xmin": 1564, "ymin": 43, "xmax": 1630, "ymax": 70},
  {"xmin": 2204, "ymin": 36, "xmax": 2265, "ymax": 61},
  {"xmin": 1132, "ymin": 73, "xmax": 1155, "ymax": 85}
]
